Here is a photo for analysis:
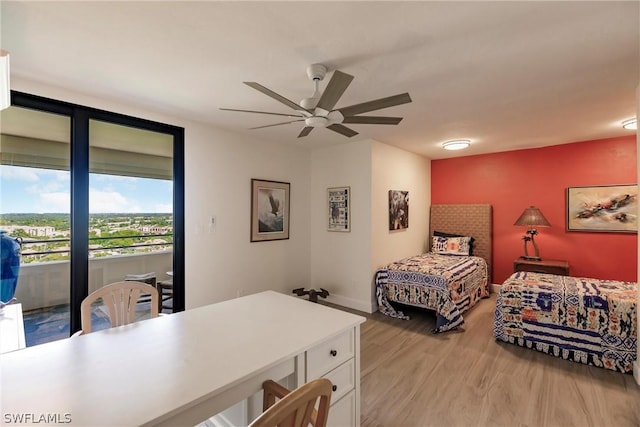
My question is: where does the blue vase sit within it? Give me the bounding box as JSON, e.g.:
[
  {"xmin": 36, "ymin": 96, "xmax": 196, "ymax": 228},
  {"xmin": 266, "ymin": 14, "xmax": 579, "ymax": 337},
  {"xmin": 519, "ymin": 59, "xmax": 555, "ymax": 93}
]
[{"xmin": 1, "ymin": 230, "xmax": 22, "ymax": 304}]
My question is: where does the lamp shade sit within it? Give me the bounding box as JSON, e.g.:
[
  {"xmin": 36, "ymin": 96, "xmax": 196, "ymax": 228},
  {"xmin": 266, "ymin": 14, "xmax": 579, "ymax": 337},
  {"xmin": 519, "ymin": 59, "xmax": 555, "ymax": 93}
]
[{"xmin": 514, "ymin": 206, "xmax": 550, "ymax": 227}]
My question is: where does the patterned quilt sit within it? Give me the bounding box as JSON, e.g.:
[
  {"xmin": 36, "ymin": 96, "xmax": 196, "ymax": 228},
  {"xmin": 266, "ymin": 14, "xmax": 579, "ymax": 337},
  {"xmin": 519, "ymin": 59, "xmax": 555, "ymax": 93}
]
[
  {"xmin": 494, "ymin": 271, "xmax": 637, "ymax": 373},
  {"xmin": 375, "ymin": 253, "xmax": 489, "ymax": 332}
]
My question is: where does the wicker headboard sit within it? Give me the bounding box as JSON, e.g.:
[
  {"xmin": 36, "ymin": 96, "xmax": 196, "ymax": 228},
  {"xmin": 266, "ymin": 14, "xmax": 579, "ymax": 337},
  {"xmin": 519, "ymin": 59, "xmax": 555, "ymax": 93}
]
[{"xmin": 429, "ymin": 204, "xmax": 493, "ymax": 280}]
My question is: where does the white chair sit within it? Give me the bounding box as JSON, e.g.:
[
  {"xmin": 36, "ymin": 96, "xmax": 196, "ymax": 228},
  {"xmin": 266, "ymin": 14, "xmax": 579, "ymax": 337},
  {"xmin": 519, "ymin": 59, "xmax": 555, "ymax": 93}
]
[{"xmin": 80, "ymin": 281, "xmax": 159, "ymax": 334}]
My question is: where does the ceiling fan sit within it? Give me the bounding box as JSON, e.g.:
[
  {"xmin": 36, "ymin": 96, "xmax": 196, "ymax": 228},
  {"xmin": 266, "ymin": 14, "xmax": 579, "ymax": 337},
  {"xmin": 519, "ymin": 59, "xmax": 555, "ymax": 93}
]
[{"xmin": 220, "ymin": 63, "xmax": 412, "ymax": 138}]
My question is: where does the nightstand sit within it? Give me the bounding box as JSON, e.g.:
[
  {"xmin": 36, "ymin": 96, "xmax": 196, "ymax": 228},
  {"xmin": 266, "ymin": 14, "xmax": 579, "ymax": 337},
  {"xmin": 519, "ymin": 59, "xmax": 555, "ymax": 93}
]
[{"xmin": 514, "ymin": 258, "xmax": 570, "ymax": 276}]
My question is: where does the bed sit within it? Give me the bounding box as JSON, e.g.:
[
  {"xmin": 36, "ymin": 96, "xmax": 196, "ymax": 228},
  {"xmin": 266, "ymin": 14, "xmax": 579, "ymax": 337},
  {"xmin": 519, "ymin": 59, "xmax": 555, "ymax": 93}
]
[
  {"xmin": 494, "ymin": 271, "xmax": 637, "ymax": 373},
  {"xmin": 375, "ymin": 204, "xmax": 492, "ymax": 333}
]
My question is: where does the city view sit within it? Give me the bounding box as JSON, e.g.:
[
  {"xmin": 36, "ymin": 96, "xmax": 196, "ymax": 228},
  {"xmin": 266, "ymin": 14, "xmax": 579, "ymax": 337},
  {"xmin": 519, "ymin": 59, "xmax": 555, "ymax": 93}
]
[
  {"xmin": 0, "ymin": 213, "xmax": 173, "ymax": 263},
  {"xmin": 1, "ymin": 165, "xmax": 173, "ymax": 264}
]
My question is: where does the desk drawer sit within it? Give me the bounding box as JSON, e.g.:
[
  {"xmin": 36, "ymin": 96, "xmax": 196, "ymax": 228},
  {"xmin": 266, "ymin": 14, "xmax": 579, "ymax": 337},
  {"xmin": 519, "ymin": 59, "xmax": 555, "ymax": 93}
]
[
  {"xmin": 306, "ymin": 329, "xmax": 354, "ymax": 379},
  {"xmin": 323, "ymin": 358, "xmax": 355, "ymax": 403},
  {"xmin": 327, "ymin": 389, "xmax": 355, "ymax": 427}
]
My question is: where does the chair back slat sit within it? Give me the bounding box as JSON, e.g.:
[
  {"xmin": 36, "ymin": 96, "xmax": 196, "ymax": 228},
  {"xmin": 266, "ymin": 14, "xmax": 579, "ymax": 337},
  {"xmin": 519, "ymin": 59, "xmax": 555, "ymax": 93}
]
[
  {"xmin": 250, "ymin": 378, "xmax": 332, "ymax": 427},
  {"xmin": 80, "ymin": 281, "xmax": 159, "ymax": 334}
]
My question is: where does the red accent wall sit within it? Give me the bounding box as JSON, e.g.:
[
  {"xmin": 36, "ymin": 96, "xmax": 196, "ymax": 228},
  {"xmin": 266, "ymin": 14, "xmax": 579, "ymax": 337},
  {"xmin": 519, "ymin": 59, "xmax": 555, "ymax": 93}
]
[{"xmin": 431, "ymin": 136, "xmax": 637, "ymax": 284}]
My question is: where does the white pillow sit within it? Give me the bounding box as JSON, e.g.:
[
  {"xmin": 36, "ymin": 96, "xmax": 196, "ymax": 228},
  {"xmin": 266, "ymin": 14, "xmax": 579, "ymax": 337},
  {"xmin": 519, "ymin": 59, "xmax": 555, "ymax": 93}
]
[{"xmin": 432, "ymin": 236, "xmax": 472, "ymax": 256}]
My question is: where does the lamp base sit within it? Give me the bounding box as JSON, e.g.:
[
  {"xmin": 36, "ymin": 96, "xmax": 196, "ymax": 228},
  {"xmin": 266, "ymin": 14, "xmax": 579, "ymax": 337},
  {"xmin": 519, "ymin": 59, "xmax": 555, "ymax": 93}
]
[{"xmin": 520, "ymin": 255, "xmax": 541, "ymax": 261}]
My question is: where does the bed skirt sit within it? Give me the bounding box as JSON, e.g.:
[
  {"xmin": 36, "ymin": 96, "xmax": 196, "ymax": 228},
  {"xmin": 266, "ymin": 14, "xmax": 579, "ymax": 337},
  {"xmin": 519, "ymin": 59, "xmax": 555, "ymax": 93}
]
[{"xmin": 494, "ymin": 271, "xmax": 637, "ymax": 373}]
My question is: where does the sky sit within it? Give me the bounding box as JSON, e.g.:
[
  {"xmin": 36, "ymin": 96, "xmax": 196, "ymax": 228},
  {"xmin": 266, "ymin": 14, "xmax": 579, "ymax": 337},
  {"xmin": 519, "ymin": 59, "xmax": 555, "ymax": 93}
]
[{"xmin": 1, "ymin": 165, "xmax": 173, "ymax": 214}]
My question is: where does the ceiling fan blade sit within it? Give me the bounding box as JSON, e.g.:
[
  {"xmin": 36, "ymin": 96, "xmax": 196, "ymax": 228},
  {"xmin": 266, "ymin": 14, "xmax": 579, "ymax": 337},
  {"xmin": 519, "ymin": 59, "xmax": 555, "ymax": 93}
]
[
  {"xmin": 249, "ymin": 119, "xmax": 305, "ymax": 130},
  {"xmin": 244, "ymin": 82, "xmax": 309, "ymax": 113},
  {"xmin": 342, "ymin": 116, "xmax": 403, "ymax": 125},
  {"xmin": 298, "ymin": 127, "xmax": 313, "ymax": 138},
  {"xmin": 339, "ymin": 93, "xmax": 412, "ymax": 117},
  {"xmin": 327, "ymin": 124, "xmax": 358, "ymax": 138},
  {"xmin": 316, "ymin": 70, "xmax": 354, "ymax": 111},
  {"xmin": 220, "ymin": 108, "xmax": 302, "ymax": 118}
]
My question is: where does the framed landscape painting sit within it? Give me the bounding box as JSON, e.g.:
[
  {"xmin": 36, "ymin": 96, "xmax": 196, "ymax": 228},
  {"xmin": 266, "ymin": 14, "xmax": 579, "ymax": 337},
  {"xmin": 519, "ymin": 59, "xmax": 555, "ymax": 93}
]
[
  {"xmin": 328, "ymin": 186, "xmax": 350, "ymax": 232},
  {"xmin": 566, "ymin": 184, "xmax": 637, "ymax": 233},
  {"xmin": 251, "ymin": 179, "xmax": 290, "ymax": 242}
]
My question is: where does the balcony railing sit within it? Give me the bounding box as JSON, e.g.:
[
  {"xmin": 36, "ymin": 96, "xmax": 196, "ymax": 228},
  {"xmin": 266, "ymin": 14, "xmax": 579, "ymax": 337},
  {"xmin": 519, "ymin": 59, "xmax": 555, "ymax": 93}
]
[
  {"xmin": 18, "ymin": 234, "xmax": 173, "ymax": 261},
  {"xmin": 13, "ymin": 237, "xmax": 173, "ymax": 312}
]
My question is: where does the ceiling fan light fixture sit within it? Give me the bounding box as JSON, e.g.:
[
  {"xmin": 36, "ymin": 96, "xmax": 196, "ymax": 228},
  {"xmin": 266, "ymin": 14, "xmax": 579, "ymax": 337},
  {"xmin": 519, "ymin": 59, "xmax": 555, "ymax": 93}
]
[
  {"xmin": 442, "ymin": 139, "xmax": 471, "ymax": 151},
  {"xmin": 305, "ymin": 116, "xmax": 329, "ymax": 128},
  {"xmin": 622, "ymin": 118, "xmax": 637, "ymax": 130}
]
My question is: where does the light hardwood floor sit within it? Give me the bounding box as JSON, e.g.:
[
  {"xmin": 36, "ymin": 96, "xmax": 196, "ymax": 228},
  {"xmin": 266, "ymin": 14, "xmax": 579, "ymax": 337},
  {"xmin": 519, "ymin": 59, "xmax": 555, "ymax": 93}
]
[{"xmin": 356, "ymin": 294, "xmax": 640, "ymax": 427}]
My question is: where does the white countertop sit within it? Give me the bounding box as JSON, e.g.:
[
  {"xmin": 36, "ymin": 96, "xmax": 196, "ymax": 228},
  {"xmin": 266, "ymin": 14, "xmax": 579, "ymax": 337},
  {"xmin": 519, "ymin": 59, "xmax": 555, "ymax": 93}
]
[
  {"xmin": 0, "ymin": 303, "xmax": 26, "ymax": 354},
  {"xmin": 0, "ymin": 291, "xmax": 365, "ymax": 426}
]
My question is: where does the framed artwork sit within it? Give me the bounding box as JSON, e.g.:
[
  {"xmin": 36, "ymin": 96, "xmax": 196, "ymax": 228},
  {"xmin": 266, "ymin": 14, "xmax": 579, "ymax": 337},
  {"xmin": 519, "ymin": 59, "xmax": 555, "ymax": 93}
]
[
  {"xmin": 566, "ymin": 184, "xmax": 637, "ymax": 233},
  {"xmin": 251, "ymin": 179, "xmax": 290, "ymax": 242},
  {"xmin": 328, "ymin": 186, "xmax": 350, "ymax": 232},
  {"xmin": 389, "ymin": 190, "xmax": 409, "ymax": 230}
]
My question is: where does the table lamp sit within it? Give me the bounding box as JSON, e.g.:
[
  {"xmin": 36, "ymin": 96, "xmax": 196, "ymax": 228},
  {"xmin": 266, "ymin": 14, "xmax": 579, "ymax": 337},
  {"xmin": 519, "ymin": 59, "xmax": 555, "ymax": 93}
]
[{"xmin": 514, "ymin": 206, "xmax": 550, "ymax": 261}]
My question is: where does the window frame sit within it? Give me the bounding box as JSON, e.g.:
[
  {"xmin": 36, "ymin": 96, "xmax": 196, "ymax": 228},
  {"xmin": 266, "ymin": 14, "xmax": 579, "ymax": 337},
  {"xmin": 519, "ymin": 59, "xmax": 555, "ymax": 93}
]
[{"xmin": 8, "ymin": 91, "xmax": 185, "ymax": 333}]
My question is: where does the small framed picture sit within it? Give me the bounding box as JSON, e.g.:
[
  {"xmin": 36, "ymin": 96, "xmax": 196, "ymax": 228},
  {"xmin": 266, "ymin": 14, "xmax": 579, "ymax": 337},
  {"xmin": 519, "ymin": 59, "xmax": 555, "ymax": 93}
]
[
  {"xmin": 328, "ymin": 186, "xmax": 350, "ymax": 232},
  {"xmin": 251, "ymin": 179, "xmax": 290, "ymax": 242},
  {"xmin": 389, "ymin": 190, "xmax": 409, "ymax": 230},
  {"xmin": 566, "ymin": 184, "xmax": 637, "ymax": 233}
]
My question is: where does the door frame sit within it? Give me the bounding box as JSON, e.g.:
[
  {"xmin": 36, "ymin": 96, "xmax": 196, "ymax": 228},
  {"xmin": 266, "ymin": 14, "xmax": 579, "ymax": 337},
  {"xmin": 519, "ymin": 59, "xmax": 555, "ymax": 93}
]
[{"xmin": 9, "ymin": 91, "xmax": 185, "ymax": 333}]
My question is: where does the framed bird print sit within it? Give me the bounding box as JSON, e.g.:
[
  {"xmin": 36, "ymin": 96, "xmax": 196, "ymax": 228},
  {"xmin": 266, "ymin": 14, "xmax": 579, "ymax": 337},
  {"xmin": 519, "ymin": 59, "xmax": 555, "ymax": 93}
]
[{"xmin": 251, "ymin": 179, "xmax": 290, "ymax": 242}]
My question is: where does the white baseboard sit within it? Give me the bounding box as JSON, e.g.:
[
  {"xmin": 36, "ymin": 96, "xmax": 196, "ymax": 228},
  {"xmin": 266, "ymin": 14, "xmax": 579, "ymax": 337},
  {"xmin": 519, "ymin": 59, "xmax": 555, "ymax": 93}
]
[
  {"xmin": 325, "ymin": 293, "xmax": 373, "ymax": 314},
  {"xmin": 302, "ymin": 283, "xmax": 501, "ymax": 315},
  {"xmin": 634, "ymin": 361, "xmax": 640, "ymax": 386},
  {"xmin": 292, "ymin": 291, "xmax": 372, "ymax": 313}
]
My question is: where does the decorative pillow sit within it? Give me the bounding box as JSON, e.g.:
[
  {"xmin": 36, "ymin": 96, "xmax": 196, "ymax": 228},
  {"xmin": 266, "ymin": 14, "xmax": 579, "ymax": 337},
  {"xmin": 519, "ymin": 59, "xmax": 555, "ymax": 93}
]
[
  {"xmin": 433, "ymin": 231, "xmax": 475, "ymax": 255},
  {"xmin": 431, "ymin": 235, "xmax": 472, "ymax": 256}
]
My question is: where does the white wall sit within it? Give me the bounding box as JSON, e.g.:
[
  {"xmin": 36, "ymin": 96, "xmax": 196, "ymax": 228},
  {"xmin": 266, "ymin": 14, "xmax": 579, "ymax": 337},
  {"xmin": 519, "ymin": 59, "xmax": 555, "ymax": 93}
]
[
  {"xmin": 310, "ymin": 139, "xmax": 373, "ymax": 312},
  {"xmin": 10, "ymin": 77, "xmax": 312, "ymax": 309},
  {"xmin": 310, "ymin": 139, "xmax": 431, "ymax": 313},
  {"xmin": 184, "ymin": 123, "xmax": 311, "ymax": 306},
  {"xmin": 635, "ymin": 83, "xmax": 640, "ymax": 386},
  {"xmin": 10, "ymin": 78, "xmax": 432, "ymax": 314},
  {"xmin": 370, "ymin": 140, "xmax": 431, "ymax": 309}
]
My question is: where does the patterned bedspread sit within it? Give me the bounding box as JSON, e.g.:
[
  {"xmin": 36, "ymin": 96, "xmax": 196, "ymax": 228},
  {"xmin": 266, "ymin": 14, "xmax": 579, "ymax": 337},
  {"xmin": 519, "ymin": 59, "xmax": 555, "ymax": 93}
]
[
  {"xmin": 494, "ymin": 271, "xmax": 637, "ymax": 373},
  {"xmin": 375, "ymin": 253, "xmax": 489, "ymax": 332}
]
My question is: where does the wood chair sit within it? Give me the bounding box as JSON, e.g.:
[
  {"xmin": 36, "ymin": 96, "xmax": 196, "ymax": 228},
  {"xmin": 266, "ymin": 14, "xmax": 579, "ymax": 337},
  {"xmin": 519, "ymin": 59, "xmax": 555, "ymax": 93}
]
[
  {"xmin": 80, "ymin": 281, "xmax": 159, "ymax": 334},
  {"xmin": 249, "ymin": 378, "xmax": 333, "ymax": 427}
]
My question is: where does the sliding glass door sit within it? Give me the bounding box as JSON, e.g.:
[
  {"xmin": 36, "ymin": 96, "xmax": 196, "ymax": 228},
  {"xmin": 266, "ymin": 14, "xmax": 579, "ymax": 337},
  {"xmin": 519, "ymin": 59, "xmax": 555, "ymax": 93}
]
[
  {"xmin": 0, "ymin": 106, "xmax": 72, "ymax": 345},
  {"xmin": 86, "ymin": 120, "xmax": 175, "ymax": 330},
  {"xmin": 3, "ymin": 91, "xmax": 184, "ymax": 340}
]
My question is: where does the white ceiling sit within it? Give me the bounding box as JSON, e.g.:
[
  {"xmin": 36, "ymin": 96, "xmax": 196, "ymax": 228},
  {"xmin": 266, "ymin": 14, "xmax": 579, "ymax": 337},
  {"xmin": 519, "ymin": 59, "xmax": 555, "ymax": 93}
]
[{"xmin": 1, "ymin": 1, "xmax": 638, "ymax": 159}]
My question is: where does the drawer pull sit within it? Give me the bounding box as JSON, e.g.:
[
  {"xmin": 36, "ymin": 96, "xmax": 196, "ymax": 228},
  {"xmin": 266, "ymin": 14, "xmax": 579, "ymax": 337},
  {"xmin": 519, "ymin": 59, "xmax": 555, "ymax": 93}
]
[
  {"xmin": 332, "ymin": 385, "xmax": 337, "ymax": 392},
  {"xmin": 330, "ymin": 349, "xmax": 337, "ymax": 357}
]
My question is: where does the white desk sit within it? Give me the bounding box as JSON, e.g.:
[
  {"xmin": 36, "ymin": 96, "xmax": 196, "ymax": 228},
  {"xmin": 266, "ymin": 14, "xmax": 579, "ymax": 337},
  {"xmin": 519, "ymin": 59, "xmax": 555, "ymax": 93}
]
[
  {"xmin": 0, "ymin": 303, "xmax": 26, "ymax": 354},
  {"xmin": 0, "ymin": 291, "xmax": 365, "ymax": 426}
]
